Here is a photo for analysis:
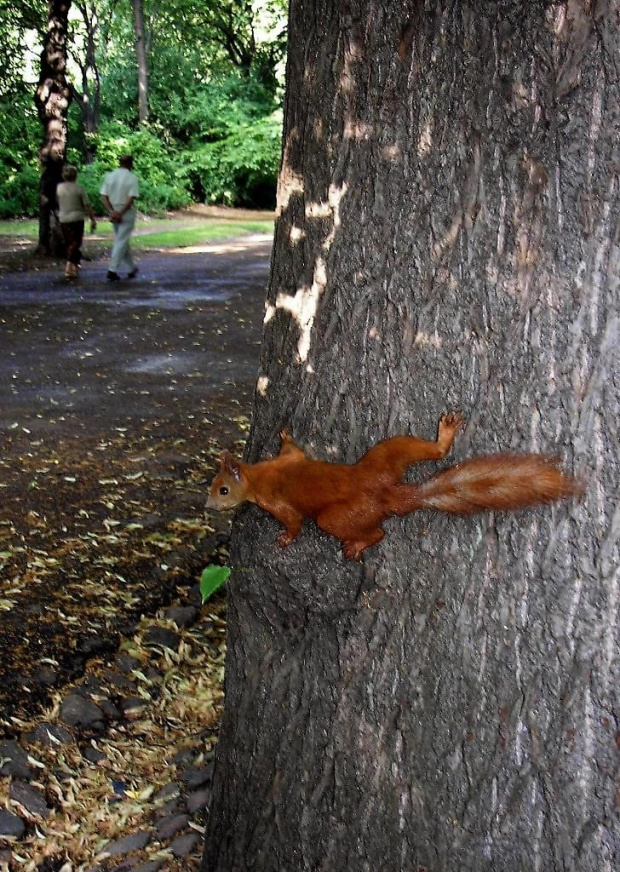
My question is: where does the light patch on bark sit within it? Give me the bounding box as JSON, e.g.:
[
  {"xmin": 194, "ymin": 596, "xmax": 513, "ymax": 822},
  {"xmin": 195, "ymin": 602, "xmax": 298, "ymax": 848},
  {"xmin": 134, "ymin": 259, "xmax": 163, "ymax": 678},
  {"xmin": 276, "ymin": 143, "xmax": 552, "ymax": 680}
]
[
  {"xmin": 344, "ymin": 118, "xmax": 372, "ymax": 140},
  {"xmin": 263, "ymin": 302, "xmax": 276, "ymax": 325},
  {"xmin": 603, "ymin": 565, "xmax": 620, "ymax": 694},
  {"xmin": 276, "ymin": 268, "xmax": 324, "ymax": 362},
  {"xmin": 413, "ymin": 331, "xmax": 442, "ymax": 348},
  {"xmin": 256, "ymin": 376, "xmax": 270, "ymax": 396},
  {"xmin": 417, "ymin": 120, "xmax": 433, "ymax": 158},
  {"xmin": 277, "ymin": 156, "xmax": 304, "ymax": 215},
  {"xmin": 382, "ymin": 143, "xmax": 401, "ymax": 160},
  {"xmin": 289, "ymin": 226, "xmax": 305, "ymax": 243},
  {"xmin": 274, "ymin": 183, "xmax": 348, "ymax": 361}
]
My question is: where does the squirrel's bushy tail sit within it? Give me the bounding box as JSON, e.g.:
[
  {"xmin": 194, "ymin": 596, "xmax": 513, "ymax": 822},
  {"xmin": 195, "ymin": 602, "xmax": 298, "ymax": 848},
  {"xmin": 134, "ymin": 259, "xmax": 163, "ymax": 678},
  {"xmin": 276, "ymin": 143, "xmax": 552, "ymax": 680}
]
[{"xmin": 391, "ymin": 454, "xmax": 583, "ymax": 516}]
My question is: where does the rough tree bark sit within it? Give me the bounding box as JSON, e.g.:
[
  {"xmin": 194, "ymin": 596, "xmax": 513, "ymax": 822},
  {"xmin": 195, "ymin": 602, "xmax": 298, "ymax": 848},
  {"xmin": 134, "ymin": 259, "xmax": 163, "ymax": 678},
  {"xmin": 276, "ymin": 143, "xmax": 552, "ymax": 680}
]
[
  {"xmin": 34, "ymin": 0, "xmax": 72, "ymax": 256},
  {"xmin": 203, "ymin": 1, "xmax": 619, "ymax": 870},
  {"xmin": 131, "ymin": 0, "xmax": 149, "ymax": 123}
]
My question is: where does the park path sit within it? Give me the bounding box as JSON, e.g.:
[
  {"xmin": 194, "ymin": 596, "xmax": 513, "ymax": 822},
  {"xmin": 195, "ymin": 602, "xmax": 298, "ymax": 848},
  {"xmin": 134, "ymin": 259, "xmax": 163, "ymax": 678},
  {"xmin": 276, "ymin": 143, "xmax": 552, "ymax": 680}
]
[
  {"xmin": 0, "ymin": 235, "xmax": 272, "ymax": 868},
  {"xmin": 0, "ymin": 235, "xmax": 272, "ymax": 720}
]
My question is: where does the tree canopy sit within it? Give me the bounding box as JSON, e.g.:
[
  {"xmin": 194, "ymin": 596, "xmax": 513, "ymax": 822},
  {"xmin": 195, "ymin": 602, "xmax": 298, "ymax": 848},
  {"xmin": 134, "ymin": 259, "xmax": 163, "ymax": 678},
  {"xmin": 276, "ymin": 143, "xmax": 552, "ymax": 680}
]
[{"xmin": 0, "ymin": 0, "xmax": 287, "ymax": 218}]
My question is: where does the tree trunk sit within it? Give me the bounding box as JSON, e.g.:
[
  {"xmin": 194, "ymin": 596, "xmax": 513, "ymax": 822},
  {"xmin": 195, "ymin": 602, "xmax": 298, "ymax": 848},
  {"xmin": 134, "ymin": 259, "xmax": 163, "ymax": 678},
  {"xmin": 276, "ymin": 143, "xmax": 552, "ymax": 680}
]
[
  {"xmin": 132, "ymin": 0, "xmax": 149, "ymax": 123},
  {"xmin": 74, "ymin": 0, "xmax": 101, "ymax": 161},
  {"xmin": 35, "ymin": 0, "xmax": 72, "ymax": 256},
  {"xmin": 203, "ymin": 1, "xmax": 619, "ymax": 870}
]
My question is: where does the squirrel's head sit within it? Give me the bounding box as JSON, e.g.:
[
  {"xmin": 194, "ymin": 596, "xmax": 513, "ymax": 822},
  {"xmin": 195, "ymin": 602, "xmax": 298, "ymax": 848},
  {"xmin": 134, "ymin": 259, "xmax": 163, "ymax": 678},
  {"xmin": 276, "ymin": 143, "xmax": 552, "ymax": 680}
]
[{"xmin": 206, "ymin": 451, "xmax": 249, "ymax": 511}]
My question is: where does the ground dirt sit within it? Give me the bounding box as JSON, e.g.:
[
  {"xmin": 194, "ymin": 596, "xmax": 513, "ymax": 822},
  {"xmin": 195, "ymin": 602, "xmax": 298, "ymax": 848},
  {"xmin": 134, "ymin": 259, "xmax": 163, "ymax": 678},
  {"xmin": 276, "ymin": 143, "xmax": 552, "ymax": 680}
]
[{"xmin": 0, "ymin": 219, "xmax": 271, "ymax": 728}]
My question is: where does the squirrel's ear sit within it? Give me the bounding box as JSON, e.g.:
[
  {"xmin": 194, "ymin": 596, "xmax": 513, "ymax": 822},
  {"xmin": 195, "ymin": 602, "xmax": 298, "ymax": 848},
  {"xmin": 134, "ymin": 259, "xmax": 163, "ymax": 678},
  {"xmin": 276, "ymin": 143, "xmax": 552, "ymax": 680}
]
[{"xmin": 220, "ymin": 451, "xmax": 242, "ymax": 482}]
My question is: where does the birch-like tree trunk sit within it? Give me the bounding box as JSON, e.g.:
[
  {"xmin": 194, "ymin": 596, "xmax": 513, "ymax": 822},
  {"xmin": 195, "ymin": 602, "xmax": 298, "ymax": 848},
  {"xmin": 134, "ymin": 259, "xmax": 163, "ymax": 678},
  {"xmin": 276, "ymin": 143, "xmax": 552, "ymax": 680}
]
[
  {"xmin": 203, "ymin": 1, "xmax": 619, "ymax": 870},
  {"xmin": 35, "ymin": 0, "xmax": 72, "ymax": 256},
  {"xmin": 73, "ymin": 0, "xmax": 101, "ymax": 160},
  {"xmin": 131, "ymin": 0, "xmax": 149, "ymax": 123}
]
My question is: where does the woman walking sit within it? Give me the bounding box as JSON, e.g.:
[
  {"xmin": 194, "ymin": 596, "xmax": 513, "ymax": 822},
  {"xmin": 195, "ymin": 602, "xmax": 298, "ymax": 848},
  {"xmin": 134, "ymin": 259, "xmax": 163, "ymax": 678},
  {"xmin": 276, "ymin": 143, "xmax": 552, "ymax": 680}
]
[{"xmin": 56, "ymin": 165, "xmax": 96, "ymax": 279}]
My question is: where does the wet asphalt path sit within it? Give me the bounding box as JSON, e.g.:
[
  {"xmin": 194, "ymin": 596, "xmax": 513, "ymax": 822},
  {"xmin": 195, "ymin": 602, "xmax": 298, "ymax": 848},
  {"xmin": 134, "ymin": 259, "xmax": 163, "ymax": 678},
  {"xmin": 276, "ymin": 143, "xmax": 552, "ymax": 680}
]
[{"xmin": 0, "ymin": 236, "xmax": 272, "ymax": 437}]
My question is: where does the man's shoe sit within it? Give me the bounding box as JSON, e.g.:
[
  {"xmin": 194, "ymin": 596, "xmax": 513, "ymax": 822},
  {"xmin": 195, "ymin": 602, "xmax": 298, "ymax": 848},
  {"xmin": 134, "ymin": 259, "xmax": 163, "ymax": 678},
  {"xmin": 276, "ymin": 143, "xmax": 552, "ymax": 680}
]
[
  {"xmin": 127, "ymin": 268, "xmax": 138, "ymax": 279},
  {"xmin": 107, "ymin": 271, "xmax": 121, "ymax": 282}
]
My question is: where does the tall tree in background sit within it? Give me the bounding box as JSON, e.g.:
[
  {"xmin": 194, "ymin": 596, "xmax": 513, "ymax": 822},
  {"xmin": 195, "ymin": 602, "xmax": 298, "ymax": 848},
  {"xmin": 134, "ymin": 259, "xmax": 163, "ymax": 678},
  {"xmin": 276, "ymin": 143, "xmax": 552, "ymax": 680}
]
[
  {"xmin": 203, "ymin": 1, "xmax": 619, "ymax": 870},
  {"xmin": 131, "ymin": 0, "xmax": 148, "ymax": 123},
  {"xmin": 34, "ymin": 0, "xmax": 72, "ymax": 254},
  {"xmin": 70, "ymin": 0, "xmax": 106, "ymax": 158}
]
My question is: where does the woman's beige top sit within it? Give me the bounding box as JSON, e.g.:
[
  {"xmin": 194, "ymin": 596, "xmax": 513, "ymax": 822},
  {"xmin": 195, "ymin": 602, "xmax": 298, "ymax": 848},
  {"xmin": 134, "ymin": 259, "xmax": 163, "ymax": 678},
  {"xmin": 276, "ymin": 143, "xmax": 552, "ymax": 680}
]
[{"xmin": 56, "ymin": 182, "xmax": 90, "ymax": 223}]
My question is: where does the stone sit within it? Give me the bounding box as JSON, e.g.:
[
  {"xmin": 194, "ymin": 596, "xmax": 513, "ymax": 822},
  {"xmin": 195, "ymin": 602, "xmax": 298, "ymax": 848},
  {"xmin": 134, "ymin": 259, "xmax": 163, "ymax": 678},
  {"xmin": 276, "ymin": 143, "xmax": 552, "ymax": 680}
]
[
  {"xmin": 186, "ymin": 789, "xmax": 210, "ymax": 814},
  {"xmin": 152, "ymin": 782, "xmax": 181, "ymax": 803},
  {"xmin": 133, "ymin": 862, "xmax": 164, "ymax": 872},
  {"xmin": 121, "ymin": 697, "xmax": 147, "ymax": 718},
  {"xmin": 9, "ymin": 781, "xmax": 51, "ymax": 818},
  {"xmin": 110, "ymin": 861, "xmax": 139, "ymax": 872},
  {"xmin": 116, "ymin": 654, "xmax": 141, "ymax": 674},
  {"xmin": 100, "ymin": 831, "xmax": 151, "ymax": 857},
  {"xmin": 76, "ymin": 675, "xmax": 109, "ymax": 698},
  {"xmin": 164, "ymin": 605, "xmax": 198, "ymax": 628},
  {"xmin": 0, "ymin": 810, "xmax": 25, "ymax": 838},
  {"xmin": 186, "ymin": 585, "xmax": 203, "ymax": 607},
  {"xmin": 84, "ymin": 747, "xmax": 107, "ymax": 764},
  {"xmin": 99, "ymin": 700, "xmax": 122, "ymax": 721},
  {"xmin": 77, "ymin": 635, "xmax": 113, "ymax": 657},
  {"xmin": 155, "ymin": 813, "xmax": 189, "ymax": 840},
  {"xmin": 102, "ymin": 669, "xmax": 137, "ymax": 693},
  {"xmin": 26, "ymin": 722, "xmax": 73, "ymax": 747},
  {"xmin": 155, "ymin": 799, "xmax": 181, "ymax": 817},
  {"xmin": 60, "ymin": 694, "xmax": 105, "ymax": 728},
  {"xmin": 143, "ymin": 626, "xmax": 180, "ymax": 651},
  {"xmin": 170, "ymin": 832, "xmax": 200, "ymax": 858},
  {"xmin": 0, "ymin": 741, "xmax": 32, "ymax": 780},
  {"xmin": 181, "ymin": 763, "xmax": 213, "ymax": 789},
  {"xmin": 171, "ymin": 748, "xmax": 195, "ymax": 767},
  {"xmin": 33, "ymin": 665, "xmax": 58, "ymax": 687}
]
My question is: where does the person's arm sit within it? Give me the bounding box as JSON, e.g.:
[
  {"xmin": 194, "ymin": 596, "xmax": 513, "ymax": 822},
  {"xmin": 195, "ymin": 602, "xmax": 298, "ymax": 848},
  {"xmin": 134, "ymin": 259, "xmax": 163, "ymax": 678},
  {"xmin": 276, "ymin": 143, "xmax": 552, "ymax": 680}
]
[
  {"xmin": 102, "ymin": 194, "xmax": 135, "ymax": 222},
  {"xmin": 117, "ymin": 195, "xmax": 136, "ymax": 219},
  {"xmin": 101, "ymin": 193, "xmax": 118, "ymax": 222},
  {"xmin": 81, "ymin": 188, "xmax": 97, "ymax": 230}
]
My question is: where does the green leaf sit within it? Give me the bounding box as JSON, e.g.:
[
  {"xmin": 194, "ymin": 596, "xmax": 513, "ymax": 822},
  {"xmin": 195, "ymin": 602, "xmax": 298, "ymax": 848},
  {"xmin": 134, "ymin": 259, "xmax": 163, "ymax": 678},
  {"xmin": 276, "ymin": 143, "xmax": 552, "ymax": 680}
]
[{"xmin": 200, "ymin": 565, "xmax": 231, "ymax": 603}]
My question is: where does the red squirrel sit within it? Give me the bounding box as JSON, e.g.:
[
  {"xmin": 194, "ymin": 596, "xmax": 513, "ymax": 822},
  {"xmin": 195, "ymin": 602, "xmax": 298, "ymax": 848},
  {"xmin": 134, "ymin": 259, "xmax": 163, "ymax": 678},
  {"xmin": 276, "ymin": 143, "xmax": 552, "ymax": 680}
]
[{"xmin": 206, "ymin": 412, "xmax": 582, "ymax": 560}]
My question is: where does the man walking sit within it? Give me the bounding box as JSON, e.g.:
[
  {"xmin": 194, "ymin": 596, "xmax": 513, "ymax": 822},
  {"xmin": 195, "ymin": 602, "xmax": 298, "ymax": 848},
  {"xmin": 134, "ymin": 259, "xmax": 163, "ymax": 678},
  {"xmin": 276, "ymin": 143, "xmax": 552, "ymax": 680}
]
[{"xmin": 100, "ymin": 155, "xmax": 139, "ymax": 281}]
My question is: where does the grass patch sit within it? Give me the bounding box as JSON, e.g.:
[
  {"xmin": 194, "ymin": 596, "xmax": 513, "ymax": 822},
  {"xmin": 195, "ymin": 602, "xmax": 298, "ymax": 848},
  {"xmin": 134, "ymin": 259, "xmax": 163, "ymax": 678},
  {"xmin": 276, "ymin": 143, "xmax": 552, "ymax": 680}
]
[
  {"xmin": 0, "ymin": 219, "xmax": 39, "ymax": 236},
  {"xmin": 138, "ymin": 221, "xmax": 273, "ymax": 249},
  {"xmin": 0, "ymin": 217, "xmax": 273, "ymax": 248}
]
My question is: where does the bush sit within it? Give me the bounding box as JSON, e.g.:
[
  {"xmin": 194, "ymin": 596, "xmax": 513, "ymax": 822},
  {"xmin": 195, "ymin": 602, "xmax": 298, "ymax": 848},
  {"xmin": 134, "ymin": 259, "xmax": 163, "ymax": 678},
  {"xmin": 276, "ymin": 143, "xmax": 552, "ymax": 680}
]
[
  {"xmin": 186, "ymin": 112, "xmax": 282, "ymax": 208},
  {"xmin": 0, "ymin": 94, "xmax": 42, "ymax": 218},
  {"xmin": 73, "ymin": 123, "xmax": 192, "ymax": 215},
  {"xmin": 0, "ymin": 162, "xmax": 39, "ymax": 218},
  {"xmin": 0, "ymin": 84, "xmax": 282, "ymax": 218}
]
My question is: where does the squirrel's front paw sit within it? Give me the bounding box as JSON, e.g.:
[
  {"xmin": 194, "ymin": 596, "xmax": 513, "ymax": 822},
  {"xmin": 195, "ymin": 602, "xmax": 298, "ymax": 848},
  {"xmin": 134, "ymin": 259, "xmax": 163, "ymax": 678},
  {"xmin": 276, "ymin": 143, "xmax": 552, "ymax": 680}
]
[
  {"xmin": 440, "ymin": 411, "xmax": 465, "ymax": 434},
  {"xmin": 343, "ymin": 541, "xmax": 365, "ymax": 561},
  {"xmin": 277, "ymin": 531, "xmax": 295, "ymax": 548}
]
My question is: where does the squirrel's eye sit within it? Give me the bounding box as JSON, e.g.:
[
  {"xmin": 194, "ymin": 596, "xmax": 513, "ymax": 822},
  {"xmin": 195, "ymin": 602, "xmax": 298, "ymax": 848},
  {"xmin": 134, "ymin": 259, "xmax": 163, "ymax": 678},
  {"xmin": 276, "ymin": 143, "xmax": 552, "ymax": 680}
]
[{"xmin": 219, "ymin": 486, "xmax": 229, "ymax": 496}]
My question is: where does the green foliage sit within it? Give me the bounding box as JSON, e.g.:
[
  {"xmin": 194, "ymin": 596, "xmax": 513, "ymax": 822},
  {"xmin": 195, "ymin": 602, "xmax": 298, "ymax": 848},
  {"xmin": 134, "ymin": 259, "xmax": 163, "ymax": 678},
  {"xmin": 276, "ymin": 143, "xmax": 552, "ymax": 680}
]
[
  {"xmin": 69, "ymin": 122, "xmax": 192, "ymax": 215},
  {"xmin": 0, "ymin": 92, "xmax": 41, "ymax": 217},
  {"xmin": 186, "ymin": 112, "xmax": 282, "ymax": 208},
  {"xmin": 0, "ymin": 0, "xmax": 286, "ymax": 218},
  {"xmin": 200, "ymin": 565, "xmax": 230, "ymax": 603}
]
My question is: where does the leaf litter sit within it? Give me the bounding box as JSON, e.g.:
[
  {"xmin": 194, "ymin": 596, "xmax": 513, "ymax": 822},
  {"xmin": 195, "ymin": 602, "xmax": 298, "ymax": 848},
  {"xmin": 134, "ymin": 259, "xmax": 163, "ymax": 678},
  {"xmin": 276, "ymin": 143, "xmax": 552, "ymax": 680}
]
[{"xmin": 0, "ymin": 414, "xmax": 250, "ymax": 869}]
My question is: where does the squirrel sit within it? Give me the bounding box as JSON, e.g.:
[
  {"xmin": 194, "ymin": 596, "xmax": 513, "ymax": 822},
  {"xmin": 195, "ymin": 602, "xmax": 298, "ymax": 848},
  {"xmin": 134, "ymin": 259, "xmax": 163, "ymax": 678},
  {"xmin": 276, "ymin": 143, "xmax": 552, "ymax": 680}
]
[{"xmin": 206, "ymin": 412, "xmax": 582, "ymax": 561}]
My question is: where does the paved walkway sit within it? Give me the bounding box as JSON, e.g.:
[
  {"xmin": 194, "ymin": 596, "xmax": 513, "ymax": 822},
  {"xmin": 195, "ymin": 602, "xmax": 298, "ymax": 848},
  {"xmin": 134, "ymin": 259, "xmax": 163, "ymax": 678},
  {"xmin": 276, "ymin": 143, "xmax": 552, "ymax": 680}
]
[{"xmin": 0, "ymin": 237, "xmax": 271, "ymax": 869}]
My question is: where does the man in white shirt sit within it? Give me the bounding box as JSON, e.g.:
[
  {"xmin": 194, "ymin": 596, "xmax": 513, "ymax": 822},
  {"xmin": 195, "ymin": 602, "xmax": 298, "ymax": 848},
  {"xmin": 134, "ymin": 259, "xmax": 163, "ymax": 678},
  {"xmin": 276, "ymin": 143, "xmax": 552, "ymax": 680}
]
[{"xmin": 100, "ymin": 155, "xmax": 139, "ymax": 281}]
